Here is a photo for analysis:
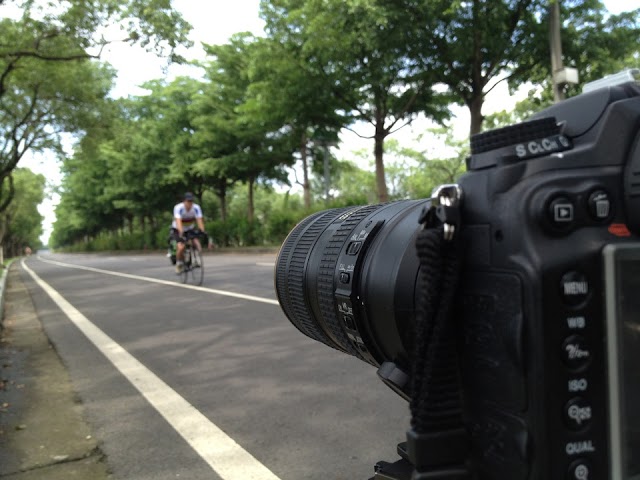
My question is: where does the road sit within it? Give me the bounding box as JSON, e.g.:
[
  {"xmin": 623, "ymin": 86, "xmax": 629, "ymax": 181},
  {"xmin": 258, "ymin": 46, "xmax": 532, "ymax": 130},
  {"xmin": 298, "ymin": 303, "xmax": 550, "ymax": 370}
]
[{"xmin": 19, "ymin": 252, "xmax": 410, "ymax": 480}]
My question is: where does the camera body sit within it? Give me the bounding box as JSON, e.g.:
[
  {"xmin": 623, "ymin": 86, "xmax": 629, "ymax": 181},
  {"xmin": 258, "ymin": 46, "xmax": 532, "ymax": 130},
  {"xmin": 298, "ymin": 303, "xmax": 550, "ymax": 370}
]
[
  {"xmin": 275, "ymin": 78, "xmax": 640, "ymax": 480},
  {"xmin": 454, "ymin": 82, "xmax": 640, "ymax": 479}
]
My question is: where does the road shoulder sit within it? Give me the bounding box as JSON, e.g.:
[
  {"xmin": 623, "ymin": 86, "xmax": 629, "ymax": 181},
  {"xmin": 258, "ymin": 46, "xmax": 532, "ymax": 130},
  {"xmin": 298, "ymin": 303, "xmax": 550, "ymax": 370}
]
[{"xmin": 0, "ymin": 264, "xmax": 110, "ymax": 479}]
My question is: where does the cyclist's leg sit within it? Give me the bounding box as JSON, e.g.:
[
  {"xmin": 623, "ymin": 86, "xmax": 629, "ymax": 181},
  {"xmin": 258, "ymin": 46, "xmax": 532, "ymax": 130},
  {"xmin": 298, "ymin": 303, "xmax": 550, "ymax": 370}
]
[
  {"xmin": 172, "ymin": 230, "xmax": 186, "ymax": 273},
  {"xmin": 176, "ymin": 240, "xmax": 185, "ymax": 260}
]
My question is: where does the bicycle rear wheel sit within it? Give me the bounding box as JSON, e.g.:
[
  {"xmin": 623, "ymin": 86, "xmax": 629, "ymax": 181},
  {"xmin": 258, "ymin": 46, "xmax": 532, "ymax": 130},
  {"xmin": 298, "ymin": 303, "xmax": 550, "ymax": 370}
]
[{"xmin": 190, "ymin": 247, "xmax": 204, "ymax": 285}]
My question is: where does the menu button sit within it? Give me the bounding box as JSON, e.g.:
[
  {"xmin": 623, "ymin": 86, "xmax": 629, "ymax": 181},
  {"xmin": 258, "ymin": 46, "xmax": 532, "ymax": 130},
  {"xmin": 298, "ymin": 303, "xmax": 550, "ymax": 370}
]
[{"xmin": 560, "ymin": 271, "xmax": 590, "ymax": 306}]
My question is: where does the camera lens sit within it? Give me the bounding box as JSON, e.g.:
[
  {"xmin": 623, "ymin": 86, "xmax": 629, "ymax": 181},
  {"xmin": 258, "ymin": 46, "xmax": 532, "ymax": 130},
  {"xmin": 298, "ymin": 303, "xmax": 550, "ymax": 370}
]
[{"xmin": 275, "ymin": 200, "xmax": 428, "ymax": 371}]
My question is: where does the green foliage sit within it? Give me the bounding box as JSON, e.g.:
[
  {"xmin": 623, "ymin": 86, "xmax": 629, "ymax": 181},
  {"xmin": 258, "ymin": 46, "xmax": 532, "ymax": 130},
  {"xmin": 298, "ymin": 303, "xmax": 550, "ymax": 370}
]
[
  {"xmin": 261, "ymin": 0, "xmax": 453, "ymax": 201},
  {"xmin": 49, "ymin": 0, "xmax": 640, "ymax": 251},
  {"xmin": 0, "ymin": 168, "xmax": 45, "ymax": 256},
  {"xmin": 399, "ymin": 0, "xmax": 640, "ymax": 134},
  {"xmin": 332, "ymin": 134, "xmax": 467, "ymax": 203}
]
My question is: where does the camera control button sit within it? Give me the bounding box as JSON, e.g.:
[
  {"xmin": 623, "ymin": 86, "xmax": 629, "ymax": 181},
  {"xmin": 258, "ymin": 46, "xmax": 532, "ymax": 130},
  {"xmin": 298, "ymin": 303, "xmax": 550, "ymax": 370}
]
[
  {"xmin": 549, "ymin": 196, "xmax": 575, "ymax": 225},
  {"xmin": 564, "ymin": 397, "xmax": 592, "ymax": 430},
  {"xmin": 588, "ymin": 190, "xmax": 612, "ymax": 221},
  {"xmin": 342, "ymin": 314, "xmax": 356, "ymax": 330},
  {"xmin": 567, "ymin": 459, "xmax": 592, "ymax": 480},
  {"xmin": 562, "ymin": 335, "xmax": 591, "ymax": 370},
  {"xmin": 347, "ymin": 241, "xmax": 362, "ymax": 255},
  {"xmin": 560, "ymin": 271, "xmax": 590, "ymax": 306},
  {"xmin": 339, "ymin": 272, "xmax": 351, "ymax": 284}
]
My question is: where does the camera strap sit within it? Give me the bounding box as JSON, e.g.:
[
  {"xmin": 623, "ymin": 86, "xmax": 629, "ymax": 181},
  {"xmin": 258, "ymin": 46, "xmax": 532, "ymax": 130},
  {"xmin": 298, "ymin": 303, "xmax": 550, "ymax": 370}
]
[{"xmin": 407, "ymin": 186, "xmax": 471, "ymax": 480}]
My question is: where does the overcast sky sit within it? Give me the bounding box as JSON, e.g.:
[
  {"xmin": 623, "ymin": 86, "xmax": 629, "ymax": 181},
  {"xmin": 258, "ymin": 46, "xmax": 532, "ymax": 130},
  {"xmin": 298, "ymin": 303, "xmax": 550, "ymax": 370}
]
[{"xmin": 16, "ymin": 0, "xmax": 640, "ymax": 244}]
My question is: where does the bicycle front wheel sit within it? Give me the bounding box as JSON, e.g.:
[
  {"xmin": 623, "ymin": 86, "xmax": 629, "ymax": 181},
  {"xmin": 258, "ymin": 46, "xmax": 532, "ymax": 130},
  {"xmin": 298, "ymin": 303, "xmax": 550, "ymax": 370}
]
[
  {"xmin": 190, "ymin": 248, "xmax": 204, "ymax": 285},
  {"xmin": 181, "ymin": 248, "xmax": 191, "ymax": 284}
]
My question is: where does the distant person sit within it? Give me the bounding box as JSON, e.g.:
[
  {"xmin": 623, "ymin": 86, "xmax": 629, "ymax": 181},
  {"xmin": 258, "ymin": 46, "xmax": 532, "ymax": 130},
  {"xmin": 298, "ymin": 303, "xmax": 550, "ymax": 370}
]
[
  {"xmin": 24, "ymin": 246, "xmax": 32, "ymax": 256},
  {"xmin": 169, "ymin": 192, "xmax": 207, "ymax": 274}
]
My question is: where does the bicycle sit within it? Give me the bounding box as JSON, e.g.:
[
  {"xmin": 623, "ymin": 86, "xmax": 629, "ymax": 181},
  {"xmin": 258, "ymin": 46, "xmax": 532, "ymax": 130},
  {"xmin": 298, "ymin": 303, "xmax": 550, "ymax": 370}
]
[{"xmin": 179, "ymin": 230, "xmax": 205, "ymax": 285}]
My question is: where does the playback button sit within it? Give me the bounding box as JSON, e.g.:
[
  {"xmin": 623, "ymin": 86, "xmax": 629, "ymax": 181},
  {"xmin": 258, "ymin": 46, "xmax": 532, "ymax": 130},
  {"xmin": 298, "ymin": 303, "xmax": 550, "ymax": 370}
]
[{"xmin": 549, "ymin": 196, "xmax": 575, "ymax": 226}]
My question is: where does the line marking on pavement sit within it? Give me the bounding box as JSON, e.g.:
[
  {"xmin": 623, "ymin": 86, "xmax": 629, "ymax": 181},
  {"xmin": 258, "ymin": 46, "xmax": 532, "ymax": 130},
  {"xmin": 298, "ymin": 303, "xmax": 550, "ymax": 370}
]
[
  {"xmin": 36, "ymin": 256, "xmax": 279, "ymax": 306},
  {"xmin": 21, "ymin": 259, "xmax": 282, "ymax": 480},
  {"xmin": 256, "ymin": 262, "xmax": 275, "ymax": 267}
]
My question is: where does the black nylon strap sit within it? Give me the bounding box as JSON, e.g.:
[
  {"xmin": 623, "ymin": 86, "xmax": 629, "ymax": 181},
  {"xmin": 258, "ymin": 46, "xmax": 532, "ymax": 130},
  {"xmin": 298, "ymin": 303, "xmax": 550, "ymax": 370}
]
[{"xmin": 407, "ymin": 223, "xmax": 470, "ymax": 478}]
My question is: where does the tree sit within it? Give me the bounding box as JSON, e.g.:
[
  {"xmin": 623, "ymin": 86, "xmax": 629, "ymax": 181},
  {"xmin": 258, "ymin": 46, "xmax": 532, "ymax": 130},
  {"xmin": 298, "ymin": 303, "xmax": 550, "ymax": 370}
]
[
  {"xmin": 0, "ymin": 167, "xmax": 45, "ymax": 256},
  {"xmin": 402, "ymin": 0, "xmax": 640, "ymax": 135},
  {"xmin": 0, "ymin": 54, "xmax": 114, "ymax": 211},
  {"xmin": 244, "ymin": 35, "xmax": 345, "ymax": 209},
  {"xmin": 191, "ymin": 34, "xmax": 295, "ymax": 226},
  {"xmin": 0, "ymin": 0, "xmax": 192, "ymax": 211},
  {"xmin": 334, "ymin": 135, "xmax": 467, "ymax": 204},
  {"xmin": 261, "ymin": 0, "xmax": 451, "ymax": 202}
]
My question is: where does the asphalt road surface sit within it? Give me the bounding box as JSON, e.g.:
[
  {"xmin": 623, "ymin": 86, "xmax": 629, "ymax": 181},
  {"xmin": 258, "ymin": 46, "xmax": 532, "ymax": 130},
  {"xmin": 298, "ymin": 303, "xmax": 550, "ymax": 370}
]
[{"xmin": 19, "ymin": 252, "xmax": 410, "ymax": 480}]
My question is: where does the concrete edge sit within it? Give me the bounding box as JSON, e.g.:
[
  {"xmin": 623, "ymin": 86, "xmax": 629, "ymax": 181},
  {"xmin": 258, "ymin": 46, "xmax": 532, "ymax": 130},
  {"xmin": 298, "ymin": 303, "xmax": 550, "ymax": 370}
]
[
  {"xmin": 0, "ymin": 258, "xmax": 17, "ymax": 330},
  {"xmin": 51, "ymin": 247, "xmax": 280, "ymax": 256}
]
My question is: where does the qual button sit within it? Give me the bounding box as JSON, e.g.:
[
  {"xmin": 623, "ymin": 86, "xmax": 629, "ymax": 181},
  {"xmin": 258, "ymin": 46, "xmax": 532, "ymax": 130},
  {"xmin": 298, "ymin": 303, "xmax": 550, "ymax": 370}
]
[{"xmin": 567, "ymin": 459, "xmax": 592, "ymax": 480}]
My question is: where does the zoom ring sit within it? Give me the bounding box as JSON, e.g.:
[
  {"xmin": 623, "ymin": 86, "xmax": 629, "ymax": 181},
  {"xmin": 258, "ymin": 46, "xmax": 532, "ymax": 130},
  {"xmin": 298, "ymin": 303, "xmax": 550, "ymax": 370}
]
[{"xmin": 276, "ymin": 208, "xmax": 350, "ymax": 347}]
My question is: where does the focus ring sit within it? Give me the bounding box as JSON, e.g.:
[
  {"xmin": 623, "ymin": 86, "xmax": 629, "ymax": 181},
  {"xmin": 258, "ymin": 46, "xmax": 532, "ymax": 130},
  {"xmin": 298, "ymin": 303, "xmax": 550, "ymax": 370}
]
[
  {"xmin": 275, "ymin": 211, "xmax": 324, "ymax": 324},
  {"xmin": 316, "ymin": 204, "xmax": 386, "ymax": 361}
]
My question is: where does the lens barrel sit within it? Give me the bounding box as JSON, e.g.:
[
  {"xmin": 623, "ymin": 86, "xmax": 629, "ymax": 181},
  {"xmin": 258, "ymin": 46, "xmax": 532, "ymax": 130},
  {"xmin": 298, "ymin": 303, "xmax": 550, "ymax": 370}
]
[{"xmin": 275, "ymin": 200, "xmax": 429, "ymax": 371}]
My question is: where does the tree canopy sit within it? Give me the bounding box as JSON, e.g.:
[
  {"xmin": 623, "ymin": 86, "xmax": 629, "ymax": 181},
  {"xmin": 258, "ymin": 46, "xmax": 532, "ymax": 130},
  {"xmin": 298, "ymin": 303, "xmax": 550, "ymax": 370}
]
[
  {"xmin": 0, "ymin": 167, "xmax": 45, "ymax": 256},
  {"xmin": 38, "ymin": 0, "xmax": 640, "ymax": 250}
]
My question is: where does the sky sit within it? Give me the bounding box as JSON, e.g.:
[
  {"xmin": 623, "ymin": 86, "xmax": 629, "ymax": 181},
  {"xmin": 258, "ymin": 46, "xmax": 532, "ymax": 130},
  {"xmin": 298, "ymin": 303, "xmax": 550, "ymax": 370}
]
[{"xmin": 14, "ymin": 0, "xmax": 640, "ymax": 244}]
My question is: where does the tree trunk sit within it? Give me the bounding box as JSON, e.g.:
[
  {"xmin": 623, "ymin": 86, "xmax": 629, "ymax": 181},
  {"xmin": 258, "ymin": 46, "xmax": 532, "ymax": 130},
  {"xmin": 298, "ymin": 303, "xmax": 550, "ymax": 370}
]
[
  {"xmin": 247, "ymin": 176, "xmax": 255, "ymax": 223},
  {"xmin": 0, "ymin": 216, "xmax": 8, "ymax": 255},
  {"xmin": 216, "ymin": 179, "xmax": 228, "ymax": 223},
  {"xmin": 374, "ymin": 122, "xmax": 389, "ymax": 203},
  {"xmin": 469, "ymin": 94, "xmax": 485, "ymax": 136},
  {"xmin": 300, "ymin": 132, "xmax": 311, "ymax": 209}
]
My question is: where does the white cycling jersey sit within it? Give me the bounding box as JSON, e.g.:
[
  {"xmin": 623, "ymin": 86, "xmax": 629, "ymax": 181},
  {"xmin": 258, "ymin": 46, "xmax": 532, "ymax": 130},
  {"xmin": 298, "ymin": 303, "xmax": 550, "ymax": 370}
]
[{"xmin": 172, "ymin": 202, "xmax": 203, "ymax": 231}]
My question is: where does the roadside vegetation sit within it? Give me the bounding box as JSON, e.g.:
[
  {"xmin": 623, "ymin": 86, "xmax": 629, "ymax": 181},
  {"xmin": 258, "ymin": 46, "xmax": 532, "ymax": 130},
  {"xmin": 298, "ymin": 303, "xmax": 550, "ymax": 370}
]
[{"xmin": 1, "ymin": 1, "xmax": 639, "ymax": 251}]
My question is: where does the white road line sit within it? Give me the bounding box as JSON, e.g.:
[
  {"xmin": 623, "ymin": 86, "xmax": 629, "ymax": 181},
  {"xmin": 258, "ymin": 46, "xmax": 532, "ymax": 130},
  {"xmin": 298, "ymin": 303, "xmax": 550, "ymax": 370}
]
[
  {"xmin": 36, "ymin": 256, "xmax": 279, "ymax": 306},
  {"xmin": 256, "ymin": 262, "xmax": 275, "ymax": 267},
  {"xmin": 21, "ymin": 259, "xmax": 282, "ymax": 480}
]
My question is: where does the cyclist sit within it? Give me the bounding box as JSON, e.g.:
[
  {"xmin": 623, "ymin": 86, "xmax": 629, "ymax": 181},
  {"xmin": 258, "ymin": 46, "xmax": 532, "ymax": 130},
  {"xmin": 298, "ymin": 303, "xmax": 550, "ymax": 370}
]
[{"xmin": 169, "ymin": 192, "xmax": 206, "ymax": 273}]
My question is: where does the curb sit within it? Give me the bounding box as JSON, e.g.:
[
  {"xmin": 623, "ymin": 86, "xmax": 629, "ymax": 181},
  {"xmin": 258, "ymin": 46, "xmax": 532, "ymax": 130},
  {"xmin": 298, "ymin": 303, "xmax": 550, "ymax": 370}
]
[
  {"xmin": 0, "ymin": 258, "xmax": 15, "ymax": 330},
  {"xmin": 0, "ymin": 260, "xmax": 15, "ymax": 330}
]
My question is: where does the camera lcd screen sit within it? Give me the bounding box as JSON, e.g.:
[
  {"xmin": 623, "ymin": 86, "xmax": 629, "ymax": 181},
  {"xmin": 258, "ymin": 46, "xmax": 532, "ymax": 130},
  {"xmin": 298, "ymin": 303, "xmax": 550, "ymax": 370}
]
[{"xmin": 604, "ymin": 245, "xmax": 640, "ymax": 480}]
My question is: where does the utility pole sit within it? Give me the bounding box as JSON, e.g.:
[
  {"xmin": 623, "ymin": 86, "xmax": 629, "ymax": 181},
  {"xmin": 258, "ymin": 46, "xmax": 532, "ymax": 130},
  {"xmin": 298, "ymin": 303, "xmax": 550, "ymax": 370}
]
[
  {"xmin": 323, "ymin": 142, "xmax": 330, "ymax": 205},
  {"xmin": 550, "ymin": 0, "xmax": 565, "ymax": 102}
]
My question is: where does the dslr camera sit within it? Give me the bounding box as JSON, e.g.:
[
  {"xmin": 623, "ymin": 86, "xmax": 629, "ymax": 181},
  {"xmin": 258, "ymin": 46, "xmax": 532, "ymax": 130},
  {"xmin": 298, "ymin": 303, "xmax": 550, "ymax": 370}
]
[{"xmin": 275, "ymin": 70, "xmax": 640, "ymax": 480}]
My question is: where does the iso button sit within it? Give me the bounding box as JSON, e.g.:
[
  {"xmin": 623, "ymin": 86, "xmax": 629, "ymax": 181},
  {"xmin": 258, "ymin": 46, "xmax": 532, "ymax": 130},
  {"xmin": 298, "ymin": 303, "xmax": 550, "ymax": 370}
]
[
  {"xmin": 564, "ymin": 397, "xmax": 592, "ymax": 430},
  {"xmin": 567, "ymin": 459, "xmax": 592, "ymax": 480}
]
